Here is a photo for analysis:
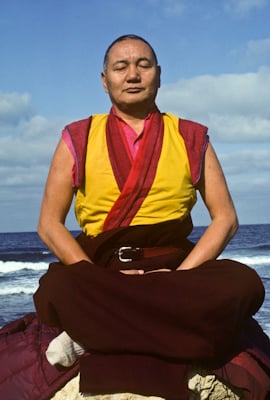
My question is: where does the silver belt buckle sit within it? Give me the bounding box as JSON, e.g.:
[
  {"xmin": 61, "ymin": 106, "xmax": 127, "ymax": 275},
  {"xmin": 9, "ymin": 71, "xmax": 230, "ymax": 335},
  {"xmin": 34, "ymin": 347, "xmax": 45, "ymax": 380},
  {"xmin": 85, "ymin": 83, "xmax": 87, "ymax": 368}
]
[{"xmin": 118, "ymin": 246, "xmax": 136, "ymax": 262}]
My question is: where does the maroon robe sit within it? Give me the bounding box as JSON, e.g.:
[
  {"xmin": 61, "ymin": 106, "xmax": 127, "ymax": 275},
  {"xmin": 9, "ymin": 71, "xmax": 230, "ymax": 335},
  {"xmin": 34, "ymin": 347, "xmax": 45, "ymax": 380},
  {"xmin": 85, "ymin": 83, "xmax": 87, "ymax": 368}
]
[{"xmin": 34, "ymin": 111, "xmax": 270, "ymax": 399}]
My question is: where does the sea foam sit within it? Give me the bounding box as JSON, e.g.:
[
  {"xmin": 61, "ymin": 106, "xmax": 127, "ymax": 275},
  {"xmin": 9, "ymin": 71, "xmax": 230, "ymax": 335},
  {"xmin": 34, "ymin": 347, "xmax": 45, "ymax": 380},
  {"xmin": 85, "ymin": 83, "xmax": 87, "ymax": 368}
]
[{"xmin": 0, "ymin": 260, "xmax": 48, "ymax": 274}]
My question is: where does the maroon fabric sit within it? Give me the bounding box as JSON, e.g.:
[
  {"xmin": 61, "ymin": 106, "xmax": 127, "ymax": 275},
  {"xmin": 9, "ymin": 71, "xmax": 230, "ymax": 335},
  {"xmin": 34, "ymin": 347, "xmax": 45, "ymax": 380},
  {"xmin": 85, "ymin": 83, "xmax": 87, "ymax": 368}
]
[
  {"xmin": 80, "ymin": 354, "xmax": 190, "ymax": 400},
  {"xmin": 0, "ymin": 313, "xmax": 79, "ymax": 400},
  {"xmin": 103, "ymin": 108, "xmax": 164, "ymax": 231},
  {"xmin": 178, "ymin": 118, "xmax": 209, "ymax": 185},
  {"xmin": 64, "ymin": 116, "xmax": 92, "ymax": 188},
  {"xmin": 34, "ymin": 255, "xmax": 267, "ymax": 399},
  {"xmin": 105, "ymin": 109, "xmax": 133, "ymax": 190},
  {"xmin": 215, "ymin": 352, "xmax": 270, "ymax": 400},
  {"xmin": 214, "ymin": 317, "xmax": 270, "ymax": 400}
]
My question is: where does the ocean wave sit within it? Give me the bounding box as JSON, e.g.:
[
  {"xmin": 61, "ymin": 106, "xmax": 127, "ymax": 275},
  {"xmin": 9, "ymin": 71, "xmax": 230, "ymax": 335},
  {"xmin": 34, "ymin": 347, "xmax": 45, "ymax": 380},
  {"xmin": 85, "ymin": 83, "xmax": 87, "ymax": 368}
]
[
  {"xmin": 229, "ymin": 244, "xmax": 270, "ymax": 253},
  {"xmin": 0, "ymin": 260, "xmax": 48, "ymax": 274},
  {"xmin": 252, "ymin": 244, "xmax": 270, "ymax": 251},
  {"xmin": 231, "ymin": 255, "xmax": 270, "ymax": 266},
  {"xmin": 0, "ymin": 286, "xmax": 37, "ymax": 295},
  {"xmin": 0, "ymin": 251, "xmax": 53, "ymax": 262}
]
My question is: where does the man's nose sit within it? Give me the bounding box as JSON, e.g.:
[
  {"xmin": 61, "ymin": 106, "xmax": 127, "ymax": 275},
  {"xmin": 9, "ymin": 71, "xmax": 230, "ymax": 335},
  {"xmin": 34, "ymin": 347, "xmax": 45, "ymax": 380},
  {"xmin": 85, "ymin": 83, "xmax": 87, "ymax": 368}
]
[{"xmin": 126, "ymin": 65, "xmax": 141, "ymax": 81}]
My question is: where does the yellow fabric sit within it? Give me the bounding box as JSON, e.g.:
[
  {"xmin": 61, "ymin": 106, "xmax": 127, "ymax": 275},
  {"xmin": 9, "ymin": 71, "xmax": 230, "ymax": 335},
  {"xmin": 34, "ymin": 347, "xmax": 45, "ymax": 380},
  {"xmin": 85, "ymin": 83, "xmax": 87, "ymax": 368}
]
[{"xmin": 75, "ymin": 113, "xmax": 196, "ymax": 237}]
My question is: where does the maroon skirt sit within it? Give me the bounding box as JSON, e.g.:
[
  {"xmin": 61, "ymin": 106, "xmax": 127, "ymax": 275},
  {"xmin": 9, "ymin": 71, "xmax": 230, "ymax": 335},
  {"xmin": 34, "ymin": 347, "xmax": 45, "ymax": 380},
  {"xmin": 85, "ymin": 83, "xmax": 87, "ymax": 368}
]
[{"xmin": 34, "ymin": 223, "xmax": 269, "ymax": 400}]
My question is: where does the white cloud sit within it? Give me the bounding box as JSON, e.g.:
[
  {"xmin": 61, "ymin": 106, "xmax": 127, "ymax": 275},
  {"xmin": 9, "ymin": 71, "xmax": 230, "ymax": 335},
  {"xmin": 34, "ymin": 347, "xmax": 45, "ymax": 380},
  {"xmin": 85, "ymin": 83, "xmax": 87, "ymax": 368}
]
[
  {"xmin": 219, "ymin": 149, "xmax": 270, "ymax": 174},
  {"xmin": 246, "ymin": 38, "xmax": 270, "ymax": 58},
  {"xmin": 157, "ymin": 67, "xmax": 270, "ymax": 142},
  {"xmin": 224, "ymin": 0, "xmax": 267, "ymax": 15},
  {"xmin": 0, "ymin": 92, "xmax": 69, "ymax": 231},
  {"xmin": 230, "ymin": 37, "xmax": 270, "ymax": 66},
  {"xmin": 0, "ymin": 93, "xmax": 66, "ymax": 188},
  {"xmin": 0, "ymin": 116, "xmax": 63, "ymax": 167},
  {"xmin": 0, "ymin": 165, "xmax": 48, "ymax": 186},
  {"xmin": 208, "ymin": 114, "xmax": 270, "ymax": 142},
  {"xmin": 157, "ymin": 67, "xmax": 270, "ymax": 225},
  {"xmin": 228, "ymin": 173, "xmax": 270, "ymax": 196},
  {"xmin": 217, "ymin": 149, "xmax": 270, "ymax": 225},
  {"xmin": 214, "ymin": 150, "xmax": 270, "ymax": 213},
  {"xmin": 0, "ymin": 92, "xmax": 33, "ymax": 125}
]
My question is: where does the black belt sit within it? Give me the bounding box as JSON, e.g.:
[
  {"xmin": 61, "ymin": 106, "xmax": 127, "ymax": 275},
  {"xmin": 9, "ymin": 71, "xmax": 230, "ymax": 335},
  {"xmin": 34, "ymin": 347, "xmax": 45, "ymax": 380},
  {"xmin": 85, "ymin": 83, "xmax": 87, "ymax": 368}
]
[{"xmin": 115, "ymin": 246, "xmax": 181, "ymax": 262}]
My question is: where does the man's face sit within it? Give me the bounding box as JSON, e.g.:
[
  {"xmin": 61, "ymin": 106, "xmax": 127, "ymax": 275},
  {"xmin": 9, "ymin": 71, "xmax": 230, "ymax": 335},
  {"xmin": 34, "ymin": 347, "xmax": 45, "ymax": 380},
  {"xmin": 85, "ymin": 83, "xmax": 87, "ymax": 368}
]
[{"xmin": 101, "ymin": 39, "xmax": 160, "ymax": 112}]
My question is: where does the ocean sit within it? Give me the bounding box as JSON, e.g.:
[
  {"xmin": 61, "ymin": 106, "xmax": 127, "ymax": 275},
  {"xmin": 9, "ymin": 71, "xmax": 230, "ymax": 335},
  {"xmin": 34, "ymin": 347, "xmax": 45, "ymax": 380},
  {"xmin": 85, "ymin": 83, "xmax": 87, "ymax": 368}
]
[{"xmin": 0, "ymin": 224, "xmax": 269, "ymax": 337}]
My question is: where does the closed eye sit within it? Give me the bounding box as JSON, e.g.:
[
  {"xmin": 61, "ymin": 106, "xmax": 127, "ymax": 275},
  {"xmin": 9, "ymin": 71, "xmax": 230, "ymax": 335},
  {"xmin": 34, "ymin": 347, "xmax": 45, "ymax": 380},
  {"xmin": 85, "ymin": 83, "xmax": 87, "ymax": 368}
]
[
  {"xmin": 137, "ymin": 58, "xmax": 154, "ymax": 68},
  {"xmin": 138, "ymin": 62, "xmax": 152, "ymax": 68},
  {"xmin": 112, "ymin": 61, "xmax": 128, "ymax": 71}
]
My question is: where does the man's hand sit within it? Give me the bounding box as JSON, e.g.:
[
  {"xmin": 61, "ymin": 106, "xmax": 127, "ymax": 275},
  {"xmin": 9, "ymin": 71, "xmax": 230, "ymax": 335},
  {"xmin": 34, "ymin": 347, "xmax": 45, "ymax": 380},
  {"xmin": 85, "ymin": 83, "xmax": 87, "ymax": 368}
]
[
  {"xmin": 120, "ymin": 268, "xmax": 171, "ymax": 275},
  {"xmin": 120, "ymin": 269, "xmax": 145, "ymax": 275},
  {"xmin": 144, "ymin": 268, "xmax": 171, "ymax": 274}
]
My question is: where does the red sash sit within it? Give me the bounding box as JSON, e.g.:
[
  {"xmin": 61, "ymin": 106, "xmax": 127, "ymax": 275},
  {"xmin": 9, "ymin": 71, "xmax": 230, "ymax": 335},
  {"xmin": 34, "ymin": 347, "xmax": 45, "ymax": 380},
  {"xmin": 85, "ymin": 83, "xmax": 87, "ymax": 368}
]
[{"xmin": 103, "ymin": 109, "xmax": 164, "ymax": 231}]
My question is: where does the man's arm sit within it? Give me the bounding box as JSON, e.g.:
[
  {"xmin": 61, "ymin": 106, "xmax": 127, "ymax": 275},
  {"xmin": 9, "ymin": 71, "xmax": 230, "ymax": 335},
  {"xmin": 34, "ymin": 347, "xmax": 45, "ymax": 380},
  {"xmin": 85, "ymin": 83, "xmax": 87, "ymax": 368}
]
[
  {"xmin": 37, "ymin": 138, "xmax": 92, "ymax": 265},
  {"xmin": 177, "ymin": 143, "xmax": 238, "ymax": 270}
]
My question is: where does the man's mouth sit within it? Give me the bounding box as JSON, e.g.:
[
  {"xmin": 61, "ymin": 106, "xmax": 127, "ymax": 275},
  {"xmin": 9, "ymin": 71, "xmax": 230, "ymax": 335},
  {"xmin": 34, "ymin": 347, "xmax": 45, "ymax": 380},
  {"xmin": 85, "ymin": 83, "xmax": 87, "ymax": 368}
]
[{"xmin": 124, "ymin": 87, "xmax": 143, "ymax": 93}]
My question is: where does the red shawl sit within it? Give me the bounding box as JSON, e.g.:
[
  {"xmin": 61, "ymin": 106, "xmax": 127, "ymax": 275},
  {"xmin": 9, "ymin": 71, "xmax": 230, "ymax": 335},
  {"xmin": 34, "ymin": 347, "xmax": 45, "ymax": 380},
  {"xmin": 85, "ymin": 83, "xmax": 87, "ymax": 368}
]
[{"xmin": 103, "ymin": 109, "xmax": 164, "ymax": 231}]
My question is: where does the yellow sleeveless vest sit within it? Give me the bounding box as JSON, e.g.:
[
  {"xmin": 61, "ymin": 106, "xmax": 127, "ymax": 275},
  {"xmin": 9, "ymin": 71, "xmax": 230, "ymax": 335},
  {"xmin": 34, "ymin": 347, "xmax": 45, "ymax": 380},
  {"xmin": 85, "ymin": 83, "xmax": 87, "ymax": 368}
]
[{"xmin": 75, "ymin": 113, "xmax": 196, "ymax": 236}]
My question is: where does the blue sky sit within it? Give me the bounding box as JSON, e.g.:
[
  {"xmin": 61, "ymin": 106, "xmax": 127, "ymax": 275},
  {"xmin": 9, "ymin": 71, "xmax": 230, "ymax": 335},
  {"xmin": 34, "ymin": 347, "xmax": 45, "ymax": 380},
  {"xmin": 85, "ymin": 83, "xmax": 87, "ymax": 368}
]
[{"xmin": 0, "ymin": 0, "xmax": 270, "ymax": 232}]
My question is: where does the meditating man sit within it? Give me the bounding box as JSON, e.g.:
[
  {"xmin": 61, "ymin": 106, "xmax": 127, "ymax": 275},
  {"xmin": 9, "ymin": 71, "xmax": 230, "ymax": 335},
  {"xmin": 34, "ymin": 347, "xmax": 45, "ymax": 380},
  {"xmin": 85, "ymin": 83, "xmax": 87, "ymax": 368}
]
[{"xmin": 34, "ymin": 34, "xmax": 270, "ymax": 399}]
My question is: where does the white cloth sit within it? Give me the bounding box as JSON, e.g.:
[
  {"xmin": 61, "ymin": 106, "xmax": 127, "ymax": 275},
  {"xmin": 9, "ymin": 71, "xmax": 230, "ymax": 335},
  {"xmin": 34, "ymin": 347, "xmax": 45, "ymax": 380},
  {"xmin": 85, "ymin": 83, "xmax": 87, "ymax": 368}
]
[{"xmin": 46, "ymin": 331, "xmax": 85, "ymax": 367}]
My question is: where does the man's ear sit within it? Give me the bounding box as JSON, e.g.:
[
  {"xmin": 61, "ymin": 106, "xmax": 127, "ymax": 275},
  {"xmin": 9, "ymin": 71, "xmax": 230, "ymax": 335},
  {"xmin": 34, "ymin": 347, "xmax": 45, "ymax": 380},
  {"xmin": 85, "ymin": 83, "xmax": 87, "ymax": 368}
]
[
  {"xmin": 157, "ymin": 65, "xmax": 161, "ymax": 88},
  {"xmin": 101, "ymin": 71, "xmax": 109, "ymax": 93}
]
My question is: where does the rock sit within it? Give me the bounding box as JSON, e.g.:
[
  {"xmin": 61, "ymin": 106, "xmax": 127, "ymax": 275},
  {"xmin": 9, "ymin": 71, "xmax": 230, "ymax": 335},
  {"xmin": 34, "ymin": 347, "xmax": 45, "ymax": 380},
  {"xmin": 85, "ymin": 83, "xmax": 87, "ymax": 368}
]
[{"xmin": 50, "ymin": 369, "xmax": 243, "ymax": 400}]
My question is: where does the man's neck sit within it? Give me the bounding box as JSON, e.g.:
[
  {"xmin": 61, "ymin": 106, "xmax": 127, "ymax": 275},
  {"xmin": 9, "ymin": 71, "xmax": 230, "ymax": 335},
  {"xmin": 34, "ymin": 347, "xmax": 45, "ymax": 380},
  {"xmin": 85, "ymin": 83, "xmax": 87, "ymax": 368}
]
[{"xmin": 112, "ymin": 104, "xmax": 157, "ymax": 134}]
